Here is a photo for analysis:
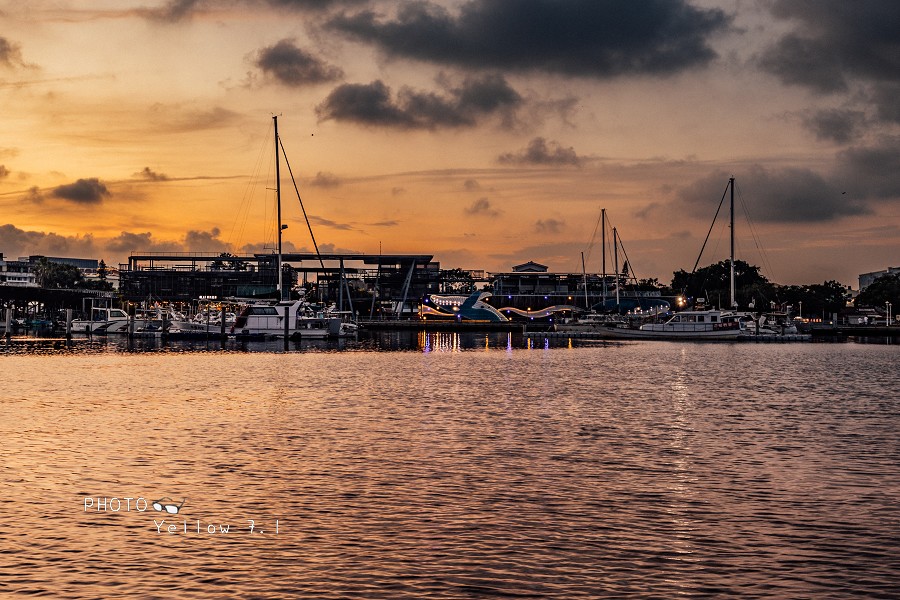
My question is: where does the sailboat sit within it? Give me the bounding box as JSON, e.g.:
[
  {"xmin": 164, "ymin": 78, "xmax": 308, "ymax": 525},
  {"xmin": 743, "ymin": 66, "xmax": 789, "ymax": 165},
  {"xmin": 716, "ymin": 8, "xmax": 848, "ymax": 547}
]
[
  {"xmin": 581, "ymin": 178, "xmax": 745, "ymax": 340},
  {"xmin": 230, "ymin": 116, "xmax": 343, "ymax": 339}
]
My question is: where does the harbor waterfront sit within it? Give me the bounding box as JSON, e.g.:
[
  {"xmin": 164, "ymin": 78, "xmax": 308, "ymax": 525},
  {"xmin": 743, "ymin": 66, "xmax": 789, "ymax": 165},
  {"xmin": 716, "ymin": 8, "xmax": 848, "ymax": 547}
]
[{"xmin": 2, "ymin": 336, "xmax": 898, "ymax": 598}]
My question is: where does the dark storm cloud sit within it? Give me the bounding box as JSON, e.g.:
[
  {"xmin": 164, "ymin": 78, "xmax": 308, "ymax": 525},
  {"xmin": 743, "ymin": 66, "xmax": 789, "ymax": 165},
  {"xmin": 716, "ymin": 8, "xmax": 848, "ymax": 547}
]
[
  {"xmin": 256, "ymin": 39, "xmax": 343, "ymax": 86},
  {"xmin": 51, "ymin": 178, "xmax": 110, "ymax": 205},
  {"xmin": 316, "ymin": 74, "xmax": 522, "ymax": 129},
  {"xmin": 759, "ymin": 1, "xmax": 900, "ymax": 104},
  {"xmin": 803, "ymin": 109, "xmax": 867, "ymax": 144},
  {"xmin": 872, "ymin": 83, "xmax": 900, "ymax": 125},
  {"xmin": 678, "ymin": 167, "xmax": 866, "ymax": 223},
  {"xmin": 835, "ymin": 136, "xmax": 900, "ymax": 200},
  {"xmin": 497, "ymin": 137, "xmax": 582, "ymax": 166},
  {"xmin": 326, "ymin": 0, "xmax": 731, "ymax": 77}
]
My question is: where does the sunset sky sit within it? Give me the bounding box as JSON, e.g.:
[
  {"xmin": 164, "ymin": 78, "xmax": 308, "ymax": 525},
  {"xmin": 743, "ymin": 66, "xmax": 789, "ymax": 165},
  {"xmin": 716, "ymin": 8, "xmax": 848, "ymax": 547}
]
[{"xmin": 1, "ymin": 0, "xmax": 897, "ymax": 286}]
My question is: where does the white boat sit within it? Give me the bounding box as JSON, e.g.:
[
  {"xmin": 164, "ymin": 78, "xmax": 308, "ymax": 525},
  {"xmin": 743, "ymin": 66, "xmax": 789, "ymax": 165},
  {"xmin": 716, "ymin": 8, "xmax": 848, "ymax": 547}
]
[
  {"xmin": 230, "ymin": 301, "xmax": 341, "ymax": 338},
  {"xmin": 582, "ymin": 309, "xmax": 744, "ymax": 340},
  {"xmin": 71, "ymin": 307, "xmax": 131, "ymax": 334},
  {"xmin": 555, "ymin": 312, "xmax": 628, "ymax": 331}
]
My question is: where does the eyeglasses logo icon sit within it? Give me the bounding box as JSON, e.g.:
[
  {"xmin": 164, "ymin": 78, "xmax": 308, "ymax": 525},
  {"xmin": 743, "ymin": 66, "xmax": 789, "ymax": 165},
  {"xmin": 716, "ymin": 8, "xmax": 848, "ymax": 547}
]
[{"xmin": 151, "ymin": 498, "xmax": 186, "ymax": 514}]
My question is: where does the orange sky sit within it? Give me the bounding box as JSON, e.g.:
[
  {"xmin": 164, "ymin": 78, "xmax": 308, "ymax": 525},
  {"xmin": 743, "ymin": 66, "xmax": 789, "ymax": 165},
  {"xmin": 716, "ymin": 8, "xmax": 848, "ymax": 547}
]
[{"xmin": 1, "ymin": 1, "xmax": 898, "ymax": 287}]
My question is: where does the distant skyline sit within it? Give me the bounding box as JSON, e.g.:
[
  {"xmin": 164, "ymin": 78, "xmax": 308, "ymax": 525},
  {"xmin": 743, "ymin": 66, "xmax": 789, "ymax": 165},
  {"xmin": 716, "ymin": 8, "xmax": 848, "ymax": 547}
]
[{"xmin": 1, "ymin": 0, "xmax": 897, "ymax": 286}]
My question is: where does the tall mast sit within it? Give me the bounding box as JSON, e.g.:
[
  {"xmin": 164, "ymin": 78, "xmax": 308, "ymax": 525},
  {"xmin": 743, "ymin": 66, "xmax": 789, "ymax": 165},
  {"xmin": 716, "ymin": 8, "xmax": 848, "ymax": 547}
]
[
  {"xmin": 613, "ymin": 226, "xmax": 620, "ymax": 309},
  {"xmin": 729, "ymin": 176, "xmax": 735, "ymax": 309},
  {"xmin": 581, "ymin": 251, "xmax": 589, "ymax": 310},
  {"xmin": 601, "ymin": 209, "xmax": 607, "ymax": 302},
  {"xmin": 274, "ymin": 115, "xmax": 284, "ymax": 301}
]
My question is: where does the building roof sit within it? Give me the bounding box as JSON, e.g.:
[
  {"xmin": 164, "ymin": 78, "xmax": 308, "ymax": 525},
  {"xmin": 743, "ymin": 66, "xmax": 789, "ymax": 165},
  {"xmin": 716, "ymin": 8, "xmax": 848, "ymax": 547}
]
[{"xmin": 512, "ymin": 261, "xmax": 549, "ymax": 272}]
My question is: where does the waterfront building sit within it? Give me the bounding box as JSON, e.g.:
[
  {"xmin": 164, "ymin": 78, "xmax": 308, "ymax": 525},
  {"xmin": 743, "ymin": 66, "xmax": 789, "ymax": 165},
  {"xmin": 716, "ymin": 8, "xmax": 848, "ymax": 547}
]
[
  {"xmin": 859, "ymin": 267, "xmax": 900, "ymax": 290},
  {"xmin": 0, "ymin": 254, "xmax": 37, "ymax": 287},
  {"xmin": 118, "ymin": 252, "xmax": 441, "ymax": 317}
]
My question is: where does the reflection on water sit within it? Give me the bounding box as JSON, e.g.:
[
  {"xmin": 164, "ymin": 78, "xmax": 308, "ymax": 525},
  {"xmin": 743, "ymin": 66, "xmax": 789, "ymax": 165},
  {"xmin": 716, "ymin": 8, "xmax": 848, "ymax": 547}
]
[{"xmin": 1, "ymin": 339, "xmax": 898, "ymax": 598}]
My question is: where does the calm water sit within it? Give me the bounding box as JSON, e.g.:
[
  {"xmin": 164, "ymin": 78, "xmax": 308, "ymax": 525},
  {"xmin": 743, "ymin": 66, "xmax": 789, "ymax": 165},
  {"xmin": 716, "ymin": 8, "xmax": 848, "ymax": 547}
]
[{"xmin": 2, "ymin": 335, "xmax": 898, "ymax": 598}]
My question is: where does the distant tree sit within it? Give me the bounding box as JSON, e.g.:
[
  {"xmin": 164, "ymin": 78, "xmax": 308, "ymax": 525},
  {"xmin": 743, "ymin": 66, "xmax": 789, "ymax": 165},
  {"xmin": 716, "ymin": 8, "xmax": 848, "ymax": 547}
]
[
  {"xmin": 775, "ymin": 280, "xmax": 851, "ymax": 316},
  {"xmin": 671, "ymin": 260, "xmax": 773, "ymax": 308},
  {"xmin": 34, "ymin": 258, "xmax": 84, "ymax": 289},
  {"xmin": 855, "ymin": 274, "xmax": 900, "ymax": 308},
  {"xmin": 82, "ymin": 259, "xmax": 114, "ymax": 291},
  {"xmin": 440, "ymin": 268, "xmax": 476, "ymax": 294},
  {"xmin": 209, "ymin": 252, "xmax": 246, "ymax": 271},
  {"xmin": 632, "ymin": 277, "xmax": 664, "ymax": 292}
]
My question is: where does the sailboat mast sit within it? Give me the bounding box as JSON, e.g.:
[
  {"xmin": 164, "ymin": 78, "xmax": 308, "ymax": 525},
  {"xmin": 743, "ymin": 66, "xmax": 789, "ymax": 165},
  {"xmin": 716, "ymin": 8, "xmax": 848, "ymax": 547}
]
[
  {"xmin": 581, "ymin": 251, "xmax": 589, "ymax": 310},
  {"xmin": 274, "ymin": 115, "xmax": 284, "ymax": 300},
  {"xmin": 601, "ymin": 209, "xmax": 607, "ymax": 302},
  {"xmin": 729, "ymin": 176, "xmax": 735, "ymax": 309},
  {"xmin": 613, "ymin": 226, "xmax": 620, "ymax": 309}
]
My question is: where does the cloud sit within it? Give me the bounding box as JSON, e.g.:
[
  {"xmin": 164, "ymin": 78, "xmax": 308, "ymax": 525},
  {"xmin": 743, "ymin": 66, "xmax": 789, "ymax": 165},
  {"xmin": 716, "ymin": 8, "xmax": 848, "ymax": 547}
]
[
  {"xmin": 22, "ymin": 186, "xmax": 45, "ymax": 203},
  {"xmin": 143, "ymin": 0, "xmax": 369, "ymax": 22},
  {"xmin": 255, "ymin": 39, "xmax": 343, "ymax": 86},
  {"xmin": 803, "ymin": 109, "xmax": 867, "ymax": 144},
  {"xmin": 309, "ymin": 171, "xmax": 342, "ymax": 187},
  {"xmin": 184, "ymin": 227, "xmax": 231, "ymax": 251},
  {"xmin": 308, "ymin": 215, "xmax": 355, "ymax": 230},
  {"xmin": 135, "ymin": 167, "xmax": 169, "ymax": 181},
  {"xmin": 0, "ymin": 165, "xmax": 9, "ymax": 179},
  {"xmin": 327, "ymin": 0, "xmax": 731, "ymax": 78},
  {"xmin": 51, "ymin": 178, "xmax": 110, "ymax": 204},
  {"xmin": 678, "ymin": 167, "xmax": 867, "ymax": 223},
  {"xmin": 464, "ymin": 197, "xmax": 500, "ymax": 217},
  {"xmin": 106, "ymin": 231, "xmax": 172, "ymax": 253},
  {"xmin": 872, "ymin": 83, "xmax": 900, "ymax": 125},
  {"xmin": 315, "ymin": 74, "xmax": 522, "ymax": 129},
  {"xmin": 759, "ymin": 1, "xmax": 900, "ymax": 111},
  {"xmin": 371, "ymin": 220, "xmax": 399, "ymax": 227},
  {"xmin": 268, "ymin": 0, "xmax": 368, "ymax": 10},
  {"xmin": 835, "ymin": 136, "xmax": 900, "ymax": 200},
  {"xmin": 148, "ymin": 104, "xmax": 242, "ymax": 133},
  {"xmin": 463, "ymin": 179, "xmax": 481, "ymax": 191},
  {"xmin": 142, "ymin": 0, "xmax": 203, "ymax": 22},
  {"xmin": 0, "ymin": 36, "xmax": 27, "ymax": 69},
  {"xmin": 498, "ymin": 137, "xmax": 582, "ymax": 166},
  {"xmin": 535, "ymin": 218, "xmax": 564, "ymax": 234},
  {"xmin": 0, "ymin": 224, "xmax": 97, "ymax": 258}
]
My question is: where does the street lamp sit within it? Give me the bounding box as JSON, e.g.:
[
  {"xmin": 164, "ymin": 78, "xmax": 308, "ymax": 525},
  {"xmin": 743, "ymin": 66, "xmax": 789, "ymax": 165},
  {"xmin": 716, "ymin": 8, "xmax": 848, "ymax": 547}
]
[
  {"xmin": 887, "ymin": 301, "xmax": 892, "ymax": 326},
  {"xmin": 799, "ymin": 301, "xmax": 802, "ymax": 321}
]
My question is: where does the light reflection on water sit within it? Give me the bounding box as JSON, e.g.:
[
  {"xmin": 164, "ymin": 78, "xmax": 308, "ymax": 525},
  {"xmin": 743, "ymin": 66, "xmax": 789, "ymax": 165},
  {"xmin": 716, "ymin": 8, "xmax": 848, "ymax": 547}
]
[{"xmin": 1, "ymin": 338, "xmax": 898, "ymax": 598}]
